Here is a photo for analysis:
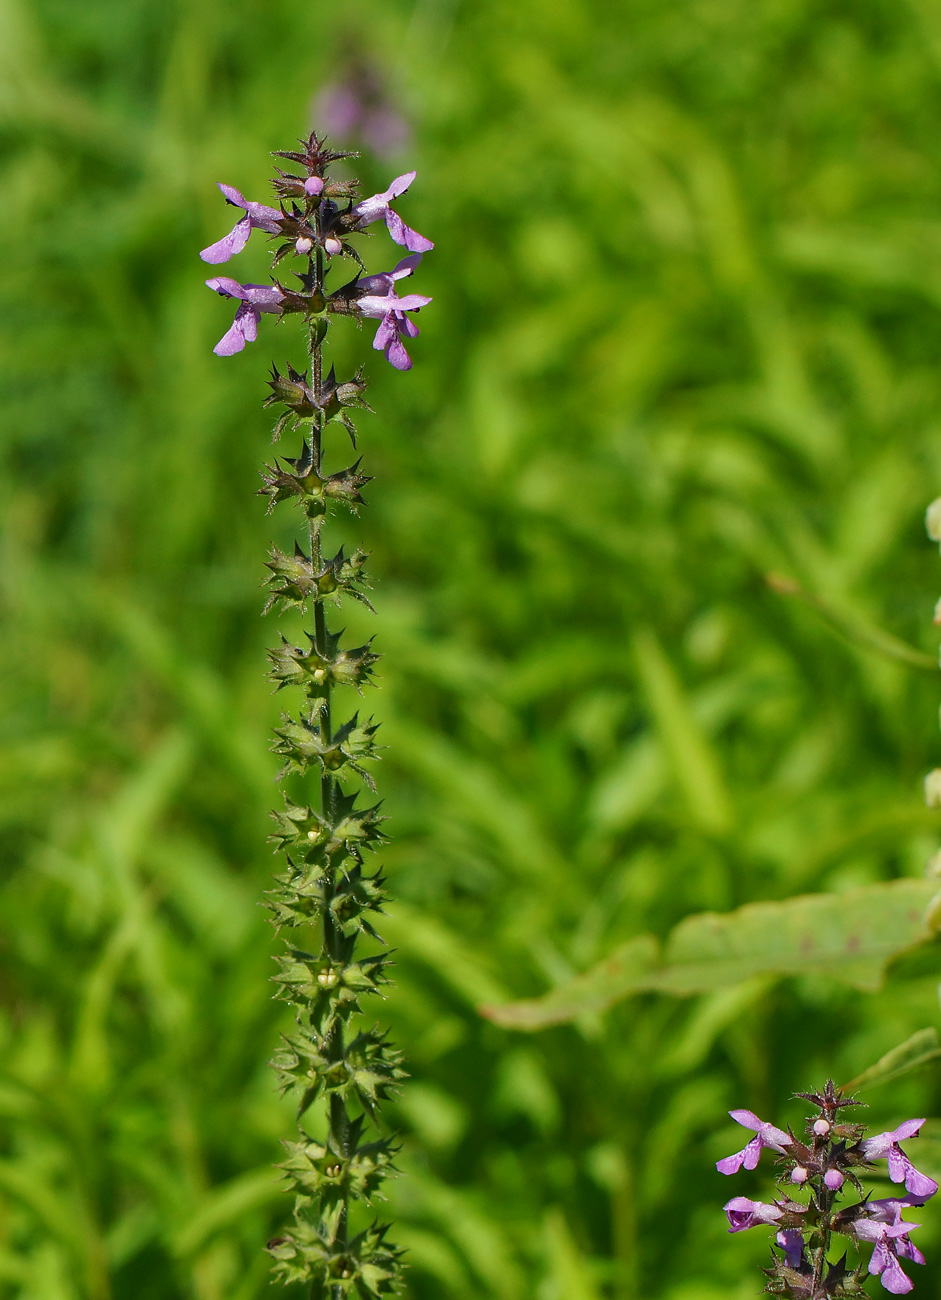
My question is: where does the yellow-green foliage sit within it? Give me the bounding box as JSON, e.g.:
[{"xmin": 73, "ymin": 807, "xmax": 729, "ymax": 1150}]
[{"xmin": 4, "ymin": 0, "xmax": 941, "ymax": 1298}]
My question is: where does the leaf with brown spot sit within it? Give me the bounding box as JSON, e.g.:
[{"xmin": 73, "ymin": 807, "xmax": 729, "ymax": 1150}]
[{"xmin": 481, "ymin": 879, "xmax": 941, "ymax": 1031}]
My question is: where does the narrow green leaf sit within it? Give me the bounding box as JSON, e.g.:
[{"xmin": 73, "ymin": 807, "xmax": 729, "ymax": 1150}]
[
  {"xmin": 482, "ymin": 879, "xmax": 940, "ymax": 1030},
  {"xmin": 542, "ymin": 1207, "xmax": 603, "ymax": 1300},
  {"xmin": 842, "ymin": 1028, "xmax": 941, "ymax": 1093},
  {"xmin": 171, "ymin": 1168, "xmax": 280, "ymax": 1258},
  {"xmin": 633, "ymin": 627, "xmax": 733, "ymax": 834},
  {"xmin": 383, "ymin": 903, "xmax": 508, "ymax": 1008},
  {"xmin": 766, "ymin": 572, "xmax": 938, "ymax": 672}
]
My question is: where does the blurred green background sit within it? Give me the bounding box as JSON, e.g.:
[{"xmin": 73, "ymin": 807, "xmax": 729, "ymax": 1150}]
[{"xmin": 5, "ymin": 0, "xmax": 941, "ymax": 1296}]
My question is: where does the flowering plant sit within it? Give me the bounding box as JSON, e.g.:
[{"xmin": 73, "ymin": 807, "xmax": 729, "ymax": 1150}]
[
  {"xmin": 201, "ymin": 131, "xmax": 432, "ymax": 1294},
  {"xmin": 718, "ymin": 1082, "xmax": 937, "ymax": 1297}
]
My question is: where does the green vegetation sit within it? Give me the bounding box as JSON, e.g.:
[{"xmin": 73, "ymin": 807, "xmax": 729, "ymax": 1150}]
[{"xmin": 4, "ymin": 0, "xmax": 941, "ymax": 1297}]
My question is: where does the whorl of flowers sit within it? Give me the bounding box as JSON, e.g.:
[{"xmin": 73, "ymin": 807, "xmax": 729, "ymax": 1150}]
[
  {"xmin": 200, "ymin": 131, "xmax": 433, "ymax": 1295},
  {"xmin": 202, "ymin": 143, "xmax": 432, "ymax": 370},
  {"xmin": 717, "ymin": 1082, "xmax": 938, "ymax": 1297}
]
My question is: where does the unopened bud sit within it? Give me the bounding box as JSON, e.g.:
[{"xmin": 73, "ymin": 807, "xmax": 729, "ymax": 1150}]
[
  {"xmin": 791, "ymin": 1166, "xmax": 809, "ymax": 1184},
  {"xmin": 933, "ymin": 597, "xmax": 941, "ymax": 626},
  {"xmin": 813, "ymin": 1119, "xmax": 831, "ymax": 1136},
  {"xmin": 824, "ymin": 1169, "xmax": 844, "ymax": 1190},
  {"xmin": 925, "ymin": 769, "xmax": 941, "ymax": 808},
  {"xmin": 927, "ymin": 498, "xmax": 941, "ymax": 546},
  {"xmin": 324, "ymin": 236, "xmax": 343, "ymax": 257},
  {"xmin": 295, "ymin": 236, "xmax": 313, "ymax": 255},
  {"xmin": 305, "ymin": 176, "xmax": 324, "ymax": 197}
]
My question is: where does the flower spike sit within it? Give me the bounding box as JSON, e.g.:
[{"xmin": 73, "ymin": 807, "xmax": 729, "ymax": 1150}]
[
  {"xmin": 717, "ymin": 1084, "xmax": 936, "ymax": 1296},
  {"xmin": 200, "ymin": 126, "xmax": 432, "ymax": 1296}
]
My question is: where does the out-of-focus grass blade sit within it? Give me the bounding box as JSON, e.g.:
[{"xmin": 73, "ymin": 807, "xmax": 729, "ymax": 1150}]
[
  {"xmin": 90, "ymin": 586, "xmax": 272, "ymax": 797},
  {"xmin": 842, "ymin": 1028, "xmax": 941, "ymax": 1093},
  {"xmin": 0, "ymin": 1162, "xmax": 105, "ymax": 1297},
  {"xmin": 483, "ymin": 879, "xmax": 940, "ymax": 1029},
  {"xmin": 542, "ymin": 1207, "xmax": 604, "ymax": 1300},
  {"xmin": 383, "ymin": 902, "xmax": 508, "ymax": 1007},
  {"xmin": 389, "ymin": 719, "xmax": 565, "ymax": 879},
  {"xmin": 395, "ymin": 1162, "xmax": 527, "ymax": 1300},
  {"xmin": 171, "ymin": 1167, "xmax": 280, "ymax": 1258},
  {"xmin": 633, "ymin": 627, "xmax": 734, "ymax": 834},
  {"xmin": 766, "ymin": 573, "xmax": 938, "ymax": 672}
]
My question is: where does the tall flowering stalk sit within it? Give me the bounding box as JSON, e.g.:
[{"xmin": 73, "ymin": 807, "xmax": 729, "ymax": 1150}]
[
  {"xmin": 717, "ymin": 1082, "xmax": 937, "ymax": 1296},
  {"xmin": 200, "ymin": 132, "xmax": 432, "ymax": 1295}
]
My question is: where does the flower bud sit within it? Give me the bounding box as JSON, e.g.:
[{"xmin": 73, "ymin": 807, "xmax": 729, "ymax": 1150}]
[
  {"xmin": 927, "ymin": 497, "xmax": 941, "ymax": 546},
  {"xmin": 925, "ymin": 769, "xmax": 941, "ymax": 809},
  {"xmin": 790, "ymin": 1167, "xmax": 809, "ymax": 1184},
  {"xmin": 324, "ymin": 236, "xmax": 343, "ymax": 257},
  {"xmin": 305, "ymin": 176, "xmax": 325, "ymax": 196},
  {"xmin": 813, "ymin": 1119, "xmax": 830, "ymax": 1136},
  {"xmin": 296, "ymin": 236, "xmax": 314, "ymax": 255},
  {"xmin": 824, "ymin": 1169, "xmax": 844, "ymax": 1190}
]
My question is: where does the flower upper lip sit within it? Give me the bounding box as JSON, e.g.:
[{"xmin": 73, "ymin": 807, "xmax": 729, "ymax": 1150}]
[
  {"xmin": 200, "ymin": 183, "xmax": 283, "ymax": 264},
  {"xmin": 859, "ymin": 1121, "xmax": 939, "ymax": 1199},
  {"xmin": 716, "ymin": 1109, "xmax": 792, "ymax": 1176},
  {"xmin": 351, "ymin": 172, "xmax": 433, "ymax": 254},
  {"xmin": 204, "ymin": 278, "xmax": 285, "ymax": 356}
]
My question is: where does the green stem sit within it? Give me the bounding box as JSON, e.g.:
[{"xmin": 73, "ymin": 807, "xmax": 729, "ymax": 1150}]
[{"xmin": 306, "ymin": 202, "xmax": 347, "ymax": 1300}]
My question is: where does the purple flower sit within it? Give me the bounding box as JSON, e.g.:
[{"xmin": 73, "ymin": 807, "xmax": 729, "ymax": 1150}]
[
  {"xmin": 724, "ymin": 1197, "xmax": 784, "ymax": 1233},
  {"xmin": 861, "ymin": 1120, "xmax": 939, "ymax": 1198},
  {"xmin": 205, "ymin": 277, "xmax": 284, "ymax": 356},
  {"xmin": 355, "ymin": 254, "xmax": 431, "ymax": 371},
  {"xmin": 200, "ymin": 184, "xmax": 282, "ymax": 265},
  {"xmin": 352, "ymin": 172, "xmax": 433, "ymax": 253},
  {"xmin": 716, "ymin": 1110, "xmax": 792, "ymax": 1176},
  {"xmin": 775, "ymin": 1229, "xmax": 806, "ymax": 1269},
  {"xmin": 856, "ymin": 1213, "xmax": 925, "ymax": 1294}
]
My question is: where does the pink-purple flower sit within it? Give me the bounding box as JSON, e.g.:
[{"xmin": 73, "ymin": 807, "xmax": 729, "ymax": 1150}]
[
  {"xmin": 200, "ymin": 184, "xmax": 283, "ymax": 265},
  {"xmin": 354, "ymin": 254, "xmax": 432, "ymax": 371},
  {"xmin": 352, "ymin": 173, "xmax": 433, "ymax": 254},
  {"xmin": 855, "ymin": 1210, "xmax": 926, "ymax": 1294},
  {"xmin": 205, "ymin": 277, "xmax": 284, "ymax": 356},
  {"xmin": 723, "ymin": 1196, "xmax": 784, "ymax": 1232},
  {"xmin": 862, "ymin": 1120, "xmax": 939, "ymax": 1198},
  {"xmin": 716, "ymin": 1110, "xmax": 792, "ymax": 1176}
]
